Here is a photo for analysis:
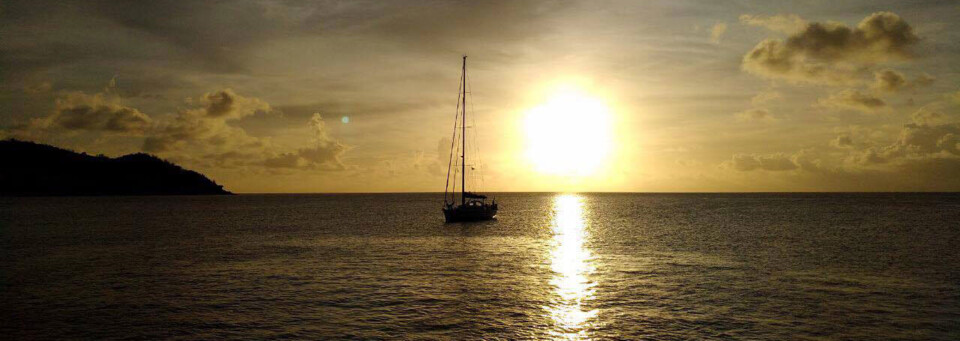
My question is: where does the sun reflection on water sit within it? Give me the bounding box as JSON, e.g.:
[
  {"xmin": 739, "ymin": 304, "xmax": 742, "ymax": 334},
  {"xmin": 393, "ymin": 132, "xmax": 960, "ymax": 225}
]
[{"xmin": 547, "ymin": 194, "xmax": 597, "ymax": 340}]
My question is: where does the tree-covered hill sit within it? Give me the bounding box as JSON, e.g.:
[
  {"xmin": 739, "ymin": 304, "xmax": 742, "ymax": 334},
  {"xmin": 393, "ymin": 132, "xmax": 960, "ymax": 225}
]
[{"xmin": 0, "ymin": 139, "xmax": 231, "ymax": 196}]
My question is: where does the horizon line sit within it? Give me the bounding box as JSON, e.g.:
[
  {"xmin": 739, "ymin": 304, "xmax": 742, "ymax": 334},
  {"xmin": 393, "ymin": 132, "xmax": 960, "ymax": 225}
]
[{"xmin": 231, "ymin": 191, "xmax": 960, "ymax": 195}]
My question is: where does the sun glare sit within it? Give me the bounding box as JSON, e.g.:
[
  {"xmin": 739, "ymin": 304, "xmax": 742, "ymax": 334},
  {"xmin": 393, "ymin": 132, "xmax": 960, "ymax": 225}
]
[
  {"xmin": 524, "ymin": 87, "xmax": 614, "ymax": 176},
  {"xmin": 547, "ymin": 194, "xmax": 597, "ymax": 339}
]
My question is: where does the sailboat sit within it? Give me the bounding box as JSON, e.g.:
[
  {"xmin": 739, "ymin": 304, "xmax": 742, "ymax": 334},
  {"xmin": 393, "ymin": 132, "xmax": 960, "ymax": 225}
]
[{"xmin": 443, "ymin": 56, "xmax": 498, "ymax": 222}]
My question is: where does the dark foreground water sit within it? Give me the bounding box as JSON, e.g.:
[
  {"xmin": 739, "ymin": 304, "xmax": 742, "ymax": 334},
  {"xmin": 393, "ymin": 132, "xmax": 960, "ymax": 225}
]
[{"xmin": 2, "ymin": 193, "xmax": 959, "ymax": 340}]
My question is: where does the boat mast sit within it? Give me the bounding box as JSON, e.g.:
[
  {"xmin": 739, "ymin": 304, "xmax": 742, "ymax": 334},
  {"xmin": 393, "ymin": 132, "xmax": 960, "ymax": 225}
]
[{"xmin": 461, "ymin": 55, "xmax": 467, "ymax": 206}]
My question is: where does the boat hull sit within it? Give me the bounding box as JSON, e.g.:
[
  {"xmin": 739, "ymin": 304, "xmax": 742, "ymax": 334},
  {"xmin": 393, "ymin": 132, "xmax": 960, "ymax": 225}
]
[{"xmin": 443, "ymin": 205, "xmax": 497, "ymax": 222}]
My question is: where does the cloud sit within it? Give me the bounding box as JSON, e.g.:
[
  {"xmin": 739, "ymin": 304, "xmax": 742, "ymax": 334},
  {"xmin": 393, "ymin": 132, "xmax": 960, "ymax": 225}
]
[
  {"xmin": 913, "ymin": 73, "xmax": 935, "ymax": 87},
  {"xmin": 89, "ymin": 2, "xmax": 290, "ymax": 74},
  {"xmin": 710, "ymin": 22, "xmax": 727, "ymax": 44},
  {"xmin": 751, "ymin": 90, "xmax": 782, "ymax": 106},
  {"xmin": 872, "ymin": 69, "xmax": 907, "ymax": 92},
  {"xmin": 737, "ymin": 91, "xmax": 781, "ymax": 122},
  {"xmin": 722, "ymin": 118, "xmax": 960, "ymax": 191},
  {"xmin": 263, "ymin": 113, "xmax": 347, "ymax": 170},
  {"xmin": 262, "ymin": 153, "xmax": 303, "ymax": 168},
  {"xmin": 890, "ymin": 122, "xmax": 958, "ymax": 156},
  {"xmin": 142, "ymin": 89, "xmax": 270, "ymax": 153},
  {"xmin": 23, "ymin": 81, "xmax": 53, "ymax": 95},
  {"xmin": 37, "ymin": 91, "xmax": 151, "ymax": 134},
  {"xmin": 300, "ymin": 113, "xmax": 348, "ymax": 169},
  {"xmin": 742, "ymin": 12, "xmax": 919, "ymax": 84},
  {"xmin": 871, "ymin": 69, "xmax": 936, "ymax": 92},
  {"xmin": 818, "ymin": 89, "xmax": 886, "ymax": 113},
  {"xmin": 831, "ymin": 134, "xmax": 854, "ymax": 148},
  {"xmin": 739, "ymin": 14, "xmax": 808, "ymax": 34},
  {"xmin": 143, "ymin": 100, "xmax": 353, "ymax": 172},
  {"xmin": 727, "ymin": 153, "xmax": 798, "ymax": 171},
  {"xmin": 853, "ymin": 122, "xmax": 960, "ymax": 165},
  {"xmin": 6, "ymin": 84, "xmax": 353, "ymax": 173},
  {"xmin": 199, "ymin": 89, "xmax": 270, "ymax": 120},
  {"xmin": 911, "ymin": 108, "xmax": 944, "ymax": 125},
  {"xmin": 735, "ymin": 108, "xmax": 773, "ymax": 121}
]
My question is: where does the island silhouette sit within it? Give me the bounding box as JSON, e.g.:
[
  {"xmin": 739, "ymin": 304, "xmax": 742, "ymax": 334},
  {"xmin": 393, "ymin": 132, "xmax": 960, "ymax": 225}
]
[{"xmin": 0, "ymin": 139, "xmax": 231, "ymax": 196}]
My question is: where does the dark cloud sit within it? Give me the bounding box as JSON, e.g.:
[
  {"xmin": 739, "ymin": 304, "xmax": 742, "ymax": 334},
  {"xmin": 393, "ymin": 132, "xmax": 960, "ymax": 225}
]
[
  {"xmin": 742, "ymin": 12, "xmax": 919, "ymax": 84},
  {"xmin": 872, "ymin": 69, "xmax": 907, "ymax": 92},
  {"xmin": 40, "ymin": 91, "xmax": 151, "ymax": 134},
  {"xmin": 199, "ymin": 89, "xmax": 270, "ymax": 120},
  {"xmin": 143, "ymin": 89, "xmax": 269, "ymax": 153},
  {"xmin": 0, "ymin": 1, "xmax": 341, "ymax": 90},
  {"xmin": 818, "ymin": 89, "xmax": 886, "ymax": 113},
  {"xmin": 872, "ymin": 69, "xmax": 936, "ymax": 93},
  {"xmin": 0, "ymin": 2, "xmax": 230, "ymax": 89},
  {"xmin": 0, "ymin": 0, "xmax": 568, "ymax": 94},
  {"xmin": 88, "ymin": 1, "xmax": 290, "ymax": 73}
]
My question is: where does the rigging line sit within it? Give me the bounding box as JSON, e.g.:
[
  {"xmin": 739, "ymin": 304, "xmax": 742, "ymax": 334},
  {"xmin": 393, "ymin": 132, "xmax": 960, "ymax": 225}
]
[
  {"xmin": 450, "ymin": 120, "xmax": 463, "ymax": 200},
  {"xmin": 451, "ymin": 97, "xmax": 463, "ymax": 200},
  {"xmin": 444, "ymin": 69, "xmax": 464, "ymax": 204},
  {"xmin": 453, "ymin": 127, "xmax": 463, "ymax": 194},
  {"xmin": 446, "ymin": 94, "xmax": 461, "ymax": 201},
  {"xmin": 452, "ymin": 123, "xmax": 463, "ymax": 197},
  {"xmin": 466, "ymin": 71, "xmax": 485, "ymax": 193},
  {"xmin": 460, "ymin": 55, "xmax": 467, "ymax": 204},
  {"xmin": 463, "ymin": 71, "xmax": 474, "ymax": 193}
]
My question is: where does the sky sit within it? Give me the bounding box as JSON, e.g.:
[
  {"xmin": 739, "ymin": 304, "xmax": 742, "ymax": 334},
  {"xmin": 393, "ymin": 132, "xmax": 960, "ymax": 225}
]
[{"xmin": 2, "ymin": 0, "xmax": 959, "ymax": 193}]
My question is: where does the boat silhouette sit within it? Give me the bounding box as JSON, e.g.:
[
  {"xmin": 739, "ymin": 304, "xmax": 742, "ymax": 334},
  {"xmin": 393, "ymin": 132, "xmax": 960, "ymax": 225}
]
[{"xmin": 442, "ymin": 56, "xmax": 498, "ymax": 222}]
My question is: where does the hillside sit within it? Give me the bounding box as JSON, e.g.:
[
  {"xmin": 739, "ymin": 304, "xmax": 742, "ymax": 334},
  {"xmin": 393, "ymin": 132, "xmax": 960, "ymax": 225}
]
[{"xmin": 0, "ymin": 139, "xmax": 231, "ymax": 196}]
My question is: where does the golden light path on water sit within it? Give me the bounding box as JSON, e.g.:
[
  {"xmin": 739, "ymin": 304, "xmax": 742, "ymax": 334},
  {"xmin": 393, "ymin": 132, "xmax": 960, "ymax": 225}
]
[{"xmin": 547, "ymin": 194, "xmax": 598, "ymax": 340}]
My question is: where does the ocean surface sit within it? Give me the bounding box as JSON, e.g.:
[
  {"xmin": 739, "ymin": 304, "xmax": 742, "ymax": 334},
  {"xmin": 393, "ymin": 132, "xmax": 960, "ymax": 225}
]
[{"xmin": 2, "ymin": 193, "xmax": 959, "ymax": 340}]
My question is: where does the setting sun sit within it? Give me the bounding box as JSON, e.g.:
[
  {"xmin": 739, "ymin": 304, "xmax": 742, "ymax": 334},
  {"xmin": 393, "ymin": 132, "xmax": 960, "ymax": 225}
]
[{"xmin": 524, "ymin": 87, "xmax": 614, "ymax": 177}]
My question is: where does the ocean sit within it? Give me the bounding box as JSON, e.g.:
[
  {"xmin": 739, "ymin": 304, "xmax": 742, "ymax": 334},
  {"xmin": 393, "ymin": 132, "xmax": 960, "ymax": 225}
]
[{"xmin": 2, "ymin": 193, "xmax": 959, "ymax": 339}]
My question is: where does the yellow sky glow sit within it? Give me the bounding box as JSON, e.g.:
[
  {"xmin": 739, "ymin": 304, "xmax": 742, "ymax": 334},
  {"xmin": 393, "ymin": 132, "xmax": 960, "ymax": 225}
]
[{"xmin": 4, "ymin": 2, "xmax": 959, "ymax": 193}]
